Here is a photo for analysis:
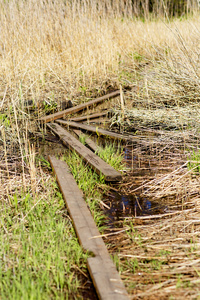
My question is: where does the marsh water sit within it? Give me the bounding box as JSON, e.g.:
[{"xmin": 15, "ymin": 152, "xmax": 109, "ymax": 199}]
[
  {"xmin": 103, "ymin": 145, "xmax": 180, "ymax": 221},
  {"xmin": 104, "ymin": 190, "xmax": 168, "ymax": 221}
]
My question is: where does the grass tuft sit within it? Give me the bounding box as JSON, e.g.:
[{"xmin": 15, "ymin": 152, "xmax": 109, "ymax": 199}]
[{"xmin": 97, "ymin": 142, "xmax": 125, "ymax": 171}]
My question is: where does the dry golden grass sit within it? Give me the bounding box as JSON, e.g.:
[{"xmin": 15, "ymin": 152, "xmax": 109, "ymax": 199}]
[
  {"xmin": 0, "ymin": 0, "xmax": 200, "ymax": 108},
  {"xmin": 1, "ymin": 0, "xmax": 200, "ymax": 140}
]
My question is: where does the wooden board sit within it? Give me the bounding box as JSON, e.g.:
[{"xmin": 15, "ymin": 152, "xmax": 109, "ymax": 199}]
[
  {"xmin": 49, "ymin": 156, "xmax": 129, "ymax": 300},
  {"xmin": 47, "ymin": 123, "xmax": 122, "ymax": 181},
  {"xmin": 83, "ymin": 118, "xmax": 109, "ymax": 125},
  {"xmin": 48, "ymin": 156, "xmax": 107, "ymax": 255},
  {"xmin": 70, "ymin": 111, "xmax": 109, "ymax": 122},
  {"xmin": 87, "ymin": 256, "xmax": 129, "ymax": 300},
  {"xmin": 56, "ymin": 119, "xmax": 134, "ymax": 142},
  {"xmin": 39, "ymin": 90, "xmax": 120, "ymax": 123},
  {"xmin": 73, "ymin": 129, "xmax": 101, "ymax": 153}
]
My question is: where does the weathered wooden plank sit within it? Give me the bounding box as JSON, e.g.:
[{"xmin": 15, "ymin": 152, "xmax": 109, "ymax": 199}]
[
  {"xmin": 47, "ymin": 123, "xmax": 122, "ymax": 181},
  {"xmin": 56, "ymin": 119, "xmax": 134, "ymax": 142},
  {"xmin": 48, "ymin": 155, "xmax": 106, "ymax": 255},
  {"xmin": 87, "ymin": 256, "xmax": 129, "ymax": 300},
  {"xmin": 84, "ymin": 118, "xmax": 109, "ymax": 125},
  {"xmin": 70, "ymin": 111, "xmax": 109, "ymax": 122},
  {"xmin": 73, "ymin": 129, "xmax": 101, "ymax": 153},
  {"xmin": 39, "ymin": 90, "xmax": 120, "ymax": 123},
  {"xmin": 48, "ymin": 156, "xmax": 129, "ymax": 300}
]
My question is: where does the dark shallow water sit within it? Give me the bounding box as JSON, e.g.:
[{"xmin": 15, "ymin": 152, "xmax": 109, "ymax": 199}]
[{"xmin": 103, "ymin": 190, "xmax": 168, "ymax": 221}]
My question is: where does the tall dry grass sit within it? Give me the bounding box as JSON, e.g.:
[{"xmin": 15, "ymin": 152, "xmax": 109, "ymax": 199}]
[
  {"xmin": 0, "ymin": 0, "xmax": 200, "ymax": 103},
  {"xmin": 0, "ymin": 0, "xmax": 200, "ymax": 192}
]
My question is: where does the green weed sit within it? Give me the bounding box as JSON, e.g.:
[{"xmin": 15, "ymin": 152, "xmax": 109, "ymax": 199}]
[
  {"xmin": 0, "ymin": 113, "xmax": 10, "ymax": 127},
  {"xmin": 97, "ymin": 142, "xmax": 125, "ymax": 171},
  {"xmin": 125, "ymin": 258, "xmax": 139, "ymax": 274},
  {"xmin": 188, "ymin": 149, "xmax": 200, "ymax": 173},
  {"xmin": 149, "ymin": 259, "xmax": 164, "ymax": 270},
  {"xmin": 78, "ymin": 133, "xmax": 87, "ymax": 145},
  {"xmin": 158, "ymin": 249, "xmax": 171, "ymax": 257},
  {"xmin": 112, "ymin": 254, "xmax": 121, "ymax": 272},
  {"xmin": 125, "ymin": 221, "xmax": 143, "ymax": 247},
  {"xmin": 129, "ymin": 51, "xmax": 144, "ymax": 62},
  {"xmin": 36, "ymin": 155, "xmax": 51, "ymax": 169}
]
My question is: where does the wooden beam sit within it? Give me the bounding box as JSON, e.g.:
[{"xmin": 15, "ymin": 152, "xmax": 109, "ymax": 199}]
[
  {"xmin": 73, "ymin": 129, "xmax": 101, "ymax": 153},
  {"xmin": 87, "ymin": 256, "xmax": 129, "ymax": 300},
  {"xmin": 48, "ymin": 156, "xmax": 106, "ymax": 255},
  {"xmin": 48, "ymin": 156, "xmax": 129, "ymax": 300},
  {"xmin": 83, "ymin": 118, "xmax": 109, "ymax": 125},
  {"xmin": 47, "ymin": 123, "xmax": 122, "ymax": 181},
  {"xmin": 39, "ymin": 90, "xmax": 120, "ymax": 123},
  {"xmin": 56, "ymin": 120, "xmax": 134, "ymax": 142},
  {"xmin": 70, "ymin": 111, "xmax": 109, "ymax": 122}
]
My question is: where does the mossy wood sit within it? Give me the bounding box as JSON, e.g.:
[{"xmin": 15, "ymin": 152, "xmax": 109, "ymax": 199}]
[
  {"xmin": 39, "ymin": 90, "xmax": 120, "ymax": 123},
  {"xmin": 73, "ymin": 129, "xmax": 101, "ymax": 153},
  {"xmin": 47, "ymin": 123, "xmax": 122, "ymax": 181},
  {"xmin": 70, "ymin": 111, "xmax": 109, "ymax": 122},
  {"xmin": 56, "ymin": 119, "xmax": 135, "ymax": 142},
  {"xmin": 48, "ymin": 156, "xmax": 129, "ymax": 300}
]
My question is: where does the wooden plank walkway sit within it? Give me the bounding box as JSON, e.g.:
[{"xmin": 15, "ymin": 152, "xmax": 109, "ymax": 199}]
[
  {"xmin": 39, "ymin": 90, "xmax": 120, "ymax": 123},
  {"xmin": 83, "ymin": 117, "xmax": 109, "ymax": 125},
  {"xmin": 56, "ymin": 120, "xmax": 135, "ymax": 142},
  {"xmin": 70, "ymin": 111, "xmax": 109, "ymax": 122},
  {"xmin": 47, "ymin": 123, "xmax": 122, "ymax": 181},
  {"xmin": 49, "ymin": 156, "xmax": 129, "ymax": 300},
  {"xmin": 73, "ymin": 129, "xmax": 101, "ymax": 153}
]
